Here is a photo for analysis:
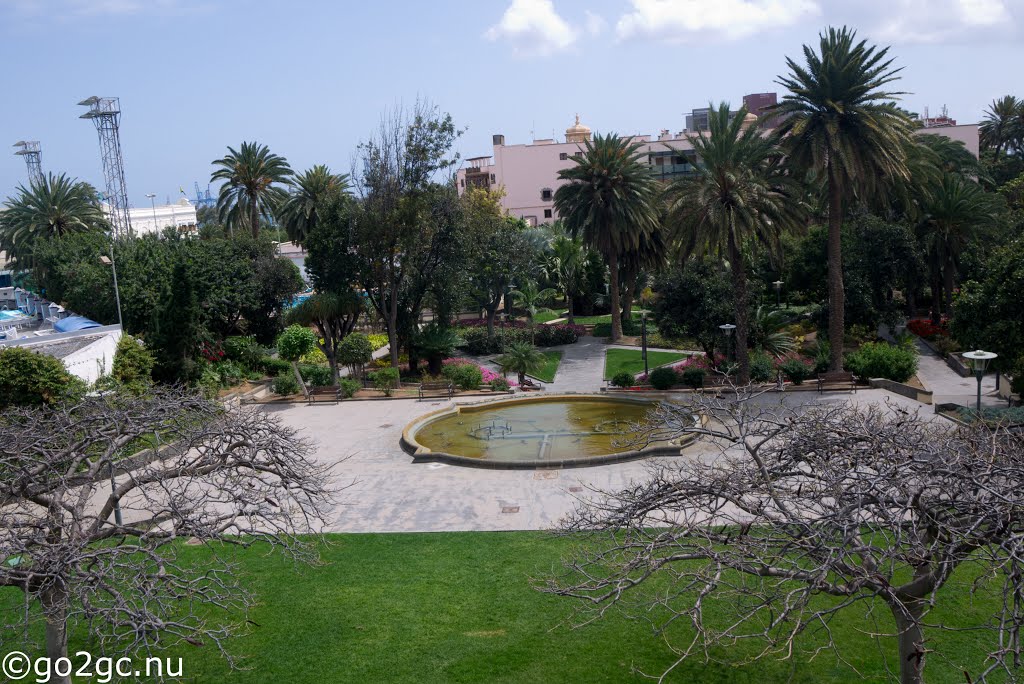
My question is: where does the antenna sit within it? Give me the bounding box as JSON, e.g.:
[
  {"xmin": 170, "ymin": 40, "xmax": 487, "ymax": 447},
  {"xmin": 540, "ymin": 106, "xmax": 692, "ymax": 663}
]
[
  {"xmin": 12, "ymin": 141, "xmax": 43, "ymax": 185},
  {"xmin": 78, "ymin": 96, "xmax": 132, "ymax": 237}
]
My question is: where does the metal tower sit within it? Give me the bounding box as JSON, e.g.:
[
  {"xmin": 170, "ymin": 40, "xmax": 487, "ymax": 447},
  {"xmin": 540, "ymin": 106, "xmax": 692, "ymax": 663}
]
[
  {"xmin": 13, "ymin": 141, "xmax": 43, "ymax": 186},
  {"xmin": 78, "ymin": 96, "xmax": 132, "ymax": 237}
]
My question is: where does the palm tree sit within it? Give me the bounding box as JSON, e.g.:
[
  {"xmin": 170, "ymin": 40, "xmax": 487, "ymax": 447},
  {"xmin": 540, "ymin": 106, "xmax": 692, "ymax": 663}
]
[
  {"xmin": 510, "ymin": 279, "xmax": 557, "ymax": 344},
  {"xmin": 917, "ymin": 174, "xmax": 1003, "ymax": 322},
  {"xmin": 664, "ymin": 103, "xmax": 804, "ymax": 383},
  {"xmin": 278, "ymin": 165, "xmax": 350, "ymax": 246},
  {"xmin": 545, "ymin": 233, "xmax": 588, "ymax": 324},
  {"xmin": 748, "ymin": 306, "xmax": 798, "ymax": 357},
  {"xmin": 0, "ymin": 173, "xmax": 108, "ymax": 268},
  {"xmin": 980, "ymin": 95, "xmax": 1022, "ymax": 157},
  {"xmin": 497, "ymin": 342, "xmax": 546, "ymax": 386},
  {"xmin": 211, "ymin": 142, "xmax": 293, "ymax": 239},
  {"xmin": 554, "ymin": 133, "xmax": 660, "ymax": 342},
  {"xmin": 618, "ymin": 226, "xmax": 666, "ymax": 322},
  {"xmin": 773, "ymin": 26, "xmax": 914, "ymax": 370}
]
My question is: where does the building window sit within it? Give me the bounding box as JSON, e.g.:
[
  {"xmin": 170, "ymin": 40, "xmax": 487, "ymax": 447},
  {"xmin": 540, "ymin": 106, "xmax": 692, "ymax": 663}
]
[
  {"xmin": 524, "ymin": 216, "xmax": 538, "ymax": 227},
  {"xmin": 490, "ymin": 174, "xmax": 496, "ymax": 183},
  {"xmin": 559, "ymin": 152, "xmax": 568, "ymax": 160},
  {"xmin": 541, "ymin": 188, "xmax": 553, "ymax": 202},
  {"xmin": 460, "ymin": 178, "xmax": 464, "ymax": 187},
  {"xmin": 544, "ymin": 209, "xmax": 552, "ymax": 219}
]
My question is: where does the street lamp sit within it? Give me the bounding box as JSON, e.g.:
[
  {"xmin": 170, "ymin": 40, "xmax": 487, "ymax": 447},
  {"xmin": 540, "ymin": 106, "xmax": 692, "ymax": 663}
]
[
  {"xmin": 773, "ymin": 280, "xmax": 784, "ymax": 309},
  {"xmin": 98, "ymin": 253, "xmax": 123, "ymax": 329},
  {"xmin": 640, "ymin": 308, "xmax": 650, "ymax": 376},
  {"xmin": 146, "ymin": 193, "xmax": 157, "ymax": 233},
  {"xmin": 719, "ymin": 323, "xmax": 736, "ymax": 363},
  {"xmin": 962, "ymin": 350, "xmax": 997, "ymax": 414}
]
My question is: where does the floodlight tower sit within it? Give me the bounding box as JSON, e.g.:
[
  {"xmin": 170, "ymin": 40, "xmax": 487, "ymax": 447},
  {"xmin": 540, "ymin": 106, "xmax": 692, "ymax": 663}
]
[
  {"xmin": 78, "ymin": 96, "xmax": 132, "ymax": 237},
  {"xmin": 13, "ymin": 141, "xmax": 43, "ymax": 186}
]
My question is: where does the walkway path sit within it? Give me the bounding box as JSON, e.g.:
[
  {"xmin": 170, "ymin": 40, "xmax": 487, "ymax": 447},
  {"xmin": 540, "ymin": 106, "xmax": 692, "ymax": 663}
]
[{"xmin": 912, "ymin": 338, "xmax": 1002, "ymax": 408}]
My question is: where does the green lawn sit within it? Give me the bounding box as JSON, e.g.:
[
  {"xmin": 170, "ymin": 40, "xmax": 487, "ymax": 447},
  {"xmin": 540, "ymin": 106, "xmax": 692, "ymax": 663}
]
[
  {"xmin": 528, "ymin": 350, "xmax": 562, "ymax": 382},
  {"xmin": 533, "ymin": 309, "xmax": 565, "ymax": 324},
  {"xmin": 3, "ymin": 532, "xmax": 1005, "ymax": 683},
  {"xmin": 570, "ymin": 312, "xmax": 643, "ymax": 326},
  {"xmin": 604, "ymin": 348, "xmax": 686, "ymax": 379}
]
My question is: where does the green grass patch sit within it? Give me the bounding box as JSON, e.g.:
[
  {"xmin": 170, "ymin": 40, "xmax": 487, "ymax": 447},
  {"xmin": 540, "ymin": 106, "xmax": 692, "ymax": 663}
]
[
  {"xmin": 0, "ymin": 531, "xmax": 1009, "ymax": 683},
  {"xmin": 571, "ymin": 312, "xmax": 643, "ymax": 326},
  {"xmin": 527, "ymin": 350, "xmax": 562, "ymax": 382},
  {"xmin": 533, "ymin": 309, "xmax": 565, "ymax": 324},
  {"xmin": 604, "ymin": 348, "xmax": 686, "ymax": 379}
]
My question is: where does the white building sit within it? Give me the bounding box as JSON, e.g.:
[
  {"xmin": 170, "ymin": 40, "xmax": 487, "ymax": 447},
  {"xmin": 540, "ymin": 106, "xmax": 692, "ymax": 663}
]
[{"xmin": 115, "ymin": 198, "xmax": 198, "ymax": 235}]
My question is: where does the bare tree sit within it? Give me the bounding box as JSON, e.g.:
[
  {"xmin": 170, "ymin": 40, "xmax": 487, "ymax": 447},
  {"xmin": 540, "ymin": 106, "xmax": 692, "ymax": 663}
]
[
  {"xmin": 541, "ymin": 391, "xmax": 1024, "ymax": 684},
  {"xmin": 0, "ymin": 388, "xmax": 337, "ymax": 683}
]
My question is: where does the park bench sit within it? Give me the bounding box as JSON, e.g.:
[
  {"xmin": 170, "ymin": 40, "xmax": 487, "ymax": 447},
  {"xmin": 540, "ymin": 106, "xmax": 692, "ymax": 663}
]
[
  {"xmin": 701, "ymin": 374, "xmax": 732, "ymax": 391},
  {"xmin": 817, "ymin": 371, "xmax": 858, "ymax": 394},
  {"xmin": 520, "ymin": 378, "xmax": 545, "ymax": 391},
  {"xmin": 419, "ymin": 381, "xmax": 453, "ymax": 401},
  {"xmin": 305, "ymin": 384, "xmax": 341, "ymax": 405}
]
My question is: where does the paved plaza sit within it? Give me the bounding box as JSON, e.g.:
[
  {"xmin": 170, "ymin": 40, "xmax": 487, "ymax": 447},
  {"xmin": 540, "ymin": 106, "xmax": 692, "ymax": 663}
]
[{"xmin": 267, "ymin": 336, "xmax": 969, "ymax": 534}]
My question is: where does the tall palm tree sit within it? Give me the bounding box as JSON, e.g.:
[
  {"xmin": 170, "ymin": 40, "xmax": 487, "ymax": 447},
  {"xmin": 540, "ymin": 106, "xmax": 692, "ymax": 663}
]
[
  {"xmin": 917, "ymin": 174, "xmax": 1003, "ymax": 322},
  {"xmin": 980, "ymin": 95, "xmax": 1022, "ymax": 157},
  {"xmin": 664, "ymin": 103, "xmax": 804, "ymax": 383},
  {"xmin": 554, "ymin": 133, "xmax": 660, "ymax": 342},
  {"xmin": 0, "ymin": 173, "xmax": 108, "ymax": 268},
  {"xmin": 278, "ymin": 165, "xmax": 350, "ymax": 246},
  {"xmin": 773, "ymin": 26, "xmax": 914, "ymax": 370},
  {"xmin": 211, "ymin": 142, "xmax": 293, "ymax": 239}
]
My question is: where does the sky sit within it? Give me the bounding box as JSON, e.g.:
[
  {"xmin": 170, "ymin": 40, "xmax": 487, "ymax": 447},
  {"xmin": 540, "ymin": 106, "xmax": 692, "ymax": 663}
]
[{"xmin": 0, "ymin": 0, "xmax": 1021, "ymax": 206}]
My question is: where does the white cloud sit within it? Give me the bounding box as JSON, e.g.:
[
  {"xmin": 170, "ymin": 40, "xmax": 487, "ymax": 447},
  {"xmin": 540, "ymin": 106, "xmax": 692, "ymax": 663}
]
[
  {"xmin": 485, "ymin": 0, "xmax": 578, "ymax": 56},
  {"xmin": 863, "ymin": 0, "xmax": 1016, "ymax": 43},
  {"xmin": 584, "ymin": 10, "xmax": 607, "ymax": 37},
  {"xmin": 615, "ymin": 0, "xmax": 821, "ymax": 42}
]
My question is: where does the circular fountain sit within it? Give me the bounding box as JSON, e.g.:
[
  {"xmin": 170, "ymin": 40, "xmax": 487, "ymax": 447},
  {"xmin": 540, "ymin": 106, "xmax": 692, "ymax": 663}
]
[{"xmin": 401, "ymin": 394, "xmax": 699, "ymax": 469}]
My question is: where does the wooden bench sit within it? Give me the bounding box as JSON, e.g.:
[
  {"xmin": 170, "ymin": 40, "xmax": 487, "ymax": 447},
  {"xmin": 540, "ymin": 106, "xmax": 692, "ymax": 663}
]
[
  {"xmin": 701, "ymin": 374, "xmax": 732, "ymax": 390},
  {"xmin": 418, "ymin": 381, "xmax": 453, "ymax": 401},
  {"xmin": 305, "ymin": 384, "xmax": 341, "ymax": 405},
  {"xmin": 817, "ymin": 371, "xmax": 857, "ymax": 393},
  {"xmin": 520, "ymin": 378, "xmax": 545, "ymax": 391}
]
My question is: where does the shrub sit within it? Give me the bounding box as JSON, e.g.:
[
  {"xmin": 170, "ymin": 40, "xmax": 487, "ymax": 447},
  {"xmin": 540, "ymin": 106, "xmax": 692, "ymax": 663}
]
[
  {"xmin": 458, "ymin": 326, "xmax": 530, "ymax": 355},
  {"xmin": 0, "ymin": 347, "xmax": 85, "ymax": 407},
  {"xmin": 111, "ymin": 334, "xmax": 154, "ymax": 394},
  {"xmin": 812, "ymin": 340, "xmax": 831, "ymax": 375},
  {"xmin": 844, "ymin": 342, "xmax": 918, "ymax": 383},
  {"xmin": 339, "ymin": 377, "xmax": 361, "ymax": 399},
  {"xmin": 299, "ymin": 363, "xmax": 333, "ymax": 387},
  {"xmin": 489, "ymin": 377, "xmax": 511, "ymax": 392},
  {"xmin": 301, "ymin": 347, "xmax": 327, "ymax": 365},
  {"xmin": 648, "ymin": 366, "xmax": 679, "ymax": 390},
  {"xmin": 931, "ymin": 335, "xmax": 960, "ymax": 358},
  {"xmin": 442, "ymin": 362, "xmax": 483, "ymax": 391},
  {"xmin": 339, "ymin": 333, "xmax": 374, "ymax": 372},
  {"xmin": 198, "ymin": 366, "xmax": 222, "ymax": 398},
  {"xmin": 213, "ymin": 360, "xmax": 245, "ymax": 387},
  {"xmin": 272, "ymin": 372, "xmax": 300, "ymax": 396},
  {"xmin": 780, "ymin": 358, "xmax": 812, "ymax": 385},
  {"xmin": 224, "ymin": 335, "xmax": 264, "ymax": 369},
  {"xmin": 367, "ymin": 333, "xmax": 389, "ymax": 351},
  {"xmin": 681, "ymin": 367, "xmax": 706, "ymax": 389},
  {"xmin": 275, "ymin": 325, "xmax": 317, "ymax": 362},
  {"xmin": 259, "ymin": 356, "xmax": 293, "ymax": 377},
  {"xmin": 369, "ymin": 367, "xmax": 400, "ymax": 396},
  {"xmin": 907, "ymin": 318, "xmax": 948, "ymax": 340},
  {"xmin": 611, "ymin": 371, "xmax": 636, "ymax": 389},
  {"xmin": 749, "ymin": 353, "xmax": 775, "ymax": 383},
  {"xmin": 535, "ymin": 324, "xmax": 584, "ymax": 347}
]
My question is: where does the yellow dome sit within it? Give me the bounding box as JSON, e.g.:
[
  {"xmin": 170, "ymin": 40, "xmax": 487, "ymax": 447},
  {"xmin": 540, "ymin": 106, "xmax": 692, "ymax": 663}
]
[{"xmin": 565, "ymin": 114, "xmax": 592, "ymax": 143}]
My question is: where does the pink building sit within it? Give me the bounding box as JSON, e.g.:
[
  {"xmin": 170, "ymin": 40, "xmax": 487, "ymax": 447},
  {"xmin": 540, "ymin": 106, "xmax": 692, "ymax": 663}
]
[{"xmin": 457, "ymin": 115, "xmax": 980, "ymax": 225}]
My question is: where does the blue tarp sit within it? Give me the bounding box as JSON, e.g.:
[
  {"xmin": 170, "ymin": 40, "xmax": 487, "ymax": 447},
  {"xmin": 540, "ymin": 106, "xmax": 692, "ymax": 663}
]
[{"xmin": 54, "ymin": 316, "xmax": 102, "ymax": 333}]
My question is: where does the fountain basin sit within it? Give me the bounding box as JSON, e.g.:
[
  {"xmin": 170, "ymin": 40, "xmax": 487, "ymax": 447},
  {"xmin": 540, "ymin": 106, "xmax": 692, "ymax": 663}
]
[{"xmin": 401, "ymin": 394, "xmax": 699, "ymax": 469}]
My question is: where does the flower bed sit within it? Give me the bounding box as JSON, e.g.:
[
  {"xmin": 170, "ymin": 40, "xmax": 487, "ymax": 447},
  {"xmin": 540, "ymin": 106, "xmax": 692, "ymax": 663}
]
[
  {"xmin": 907, "ymin": 318, "xmax": 949, "ymax": 340},
  {"xmin": 442, "ymin": 358, "xmax": 517, "ymax": 387}
]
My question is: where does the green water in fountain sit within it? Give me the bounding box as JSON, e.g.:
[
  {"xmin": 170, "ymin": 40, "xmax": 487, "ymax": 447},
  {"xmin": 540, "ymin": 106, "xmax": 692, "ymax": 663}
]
[{"xmin": 413, "ymin": 399, "xmax": 656, "ymax": 462}]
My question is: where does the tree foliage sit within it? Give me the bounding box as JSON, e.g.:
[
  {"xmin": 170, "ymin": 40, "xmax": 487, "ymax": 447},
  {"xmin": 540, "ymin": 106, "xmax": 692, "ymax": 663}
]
[
  {"xmin": 211, "ymin": 141, "xmax": 293, "ymax": 238},
  {"xmin": 0, "ymin": 347, "xmax": 85, "ymax": 408}
]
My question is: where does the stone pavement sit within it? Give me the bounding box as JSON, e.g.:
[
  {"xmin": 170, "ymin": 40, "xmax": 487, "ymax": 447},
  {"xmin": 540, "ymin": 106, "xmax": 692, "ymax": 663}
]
[{"xmin": 912, "ymin": 338, "xmax": 1002, "ymax": 408}]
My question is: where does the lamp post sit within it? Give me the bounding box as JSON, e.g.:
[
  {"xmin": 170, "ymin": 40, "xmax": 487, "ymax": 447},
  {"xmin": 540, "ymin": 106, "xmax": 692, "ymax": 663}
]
[
  {"xmin": 640, "ymin": 309, "xmax": 649, "ymax": 376},
  {"xmin": 99, "ymin": 251, "xmax": 123, "ymax": 330},
  {"xmin": 719, "ymin": 323, "xmax": 736, "ymax": 363},
  {"xmin": 146, "ymin": 193, "xmax": 157, "ymax": 233},
  {"xmin": 773, "ymin": 280, "xmax": 784, "ymax": 309},
  {"xmin": 962, "ymin": 350, "xmax": 997, "ymax": 414}
]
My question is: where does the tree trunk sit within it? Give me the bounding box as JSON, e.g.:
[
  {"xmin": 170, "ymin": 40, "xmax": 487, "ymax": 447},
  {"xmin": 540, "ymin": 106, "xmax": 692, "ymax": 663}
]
[
  {"xmin": 566, "ymin": 293, "xmax": 575, "ymax": 325},
  {"xmin": 942, "ymin": 259, "xmax": 955, "ymax": 318},
  {"xmin": 826, "ymin": 169, "xmax": 845, "ymax": 371},
  {"xmin": 890, "ymin": 600, "xmax": 927, "ymax": 684},
  {"xmin": 388, "ymin": 283, "xmax": 400, "ymax": 368},
  {"xmin": 620, "ymin": 266, "xmax": 636, "ymax": 325},
  {"xmin": 41, "ymin": 584, "xmax": 71, "ymax": 684},
  {"xmin": 291, "ymin": 361, "xmax": 308, "ymax": 399},
  {"xmin": 486, "ymin": 305, "xmax": 497, "ymax": 339},
  {"xmin": 249, "ymin": 194, "xmax": 260, "ymax": 240},
  {"xmin": 608, "ymin": 250, "xmax": 622, "ymax": 342},
  {"xmin": 930, "ymin": 270, "xmax": 943, "ymax": 326},
  {"xmin": 729, "ymin": 234, "xmax": 750, "ymax": 384}
]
